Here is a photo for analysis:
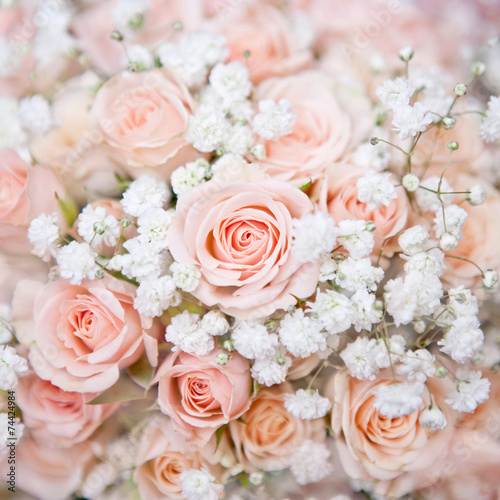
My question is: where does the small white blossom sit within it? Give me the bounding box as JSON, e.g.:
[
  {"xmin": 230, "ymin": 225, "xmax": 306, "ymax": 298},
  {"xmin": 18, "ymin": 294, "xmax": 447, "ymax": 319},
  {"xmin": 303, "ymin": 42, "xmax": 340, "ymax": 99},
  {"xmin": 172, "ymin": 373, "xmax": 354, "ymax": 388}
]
[
  {"xmin": 121, "ymin": 176, "xmax": 169, "ymax": 218},
  {"xmin": 350, "ymin": 140, "xmax": 391, "ymax": 171},
  {"xmin": 180, "ymin": 468, "xmax": 224, "ymax": 500},
  {"xmin": 340, "ymin": 337, "xmax": 378, "ymax": 380},
  {"xmin": 480, "ymin": 96, "xmax": 500, "ymax": 142},
  {"xmin": 439, "ymin": 232, "xmax": 458, "ymax": 251},
  {"xmin": 252, "ymin": 99, "xmax": 296, "ymax": 141},
  {"xmin": 137, "ymin": 207, "xmax": 172, "ymax": 251},
  {"xmin": 446, "ymin": 369, "xmax": 490, "ymax": 413},
  {"xmin": 373, "ymin": 382, "xmax": 424, "ymax": 418},
  {"xmin": 57, "ymin": 242, "xmax": 98, "ymax": 285},
  {"xmin": 251, "ymin": 349, "xmax": 292, "ymax": 387},
  {"xmin": 336, "ymin": 257, "xmax": 384, "ymax": 292},
  {"xmin": 419, "ymin": 405, "xmax": 447, "ymax": 431},
  {"xmin": 77, "ymin": 205, "xmax": 121, "ymax": 249},
  {"xmin": 123, "ymin": 44, "xmax": 155, "ymax": 70},
  {"xmin": 28, "ymin": 213, "xmax": 60, "ymax": 261},
  {"xmin": 201, "ymin": 310, "xmax": 229, "ymax": 336},
  {"xmin": 375, "ymin": 77, "xmax": 415, "ymax": 110},
  {"xmin": 18, "ymin": 94, "xmax": 54, "ymax": 135},
  {"xmin": 372, "ymin": 335, "xmax": 406, "ymax": 370},
  {"xmin": 134, "ymin": 275, "xmax": 176, "ymax": 317},
  {"xmin": 171, "ymin": 159, "xmax": 209, "ymax": 196},
  {"xmin": 438, "ymin": 316, "xmax": 484, "ymax": 363},
  {"xmin": 467, "ymin": 185, "xmax": 486, "ymax": 205},
  {"xmin": 397, "ymin": 349, "xmax": 436, "ymax": 382},
  {"xmin": 209, "ymin": 61, "xmax": 252, "ymax": 103},
  {"xmin": 232, "ymin": 321, "xmax": 279, "ymax": 360},
  {"xmin": 319, "ymin": 253, "xmax": 337, "ymax": 282},
  {"xmin": 289, "ymin": 440, "xmax": 333, "ymax": 485},
  {"xmin": 402, "ymin": 173, "xmax": 420, "ymax": 192},
  {"xmin": 392, "ymin": 102, "xmax": 433, "ymax": 139},
  {"xmin": 416, "ymin": 176, "xmax": 454, "ymax": 212},
  {"xmin": 402, "ymin": 248, "xmax": 446, "ymax": 276},
  {"xmin": 119, "ymin": 237, "xmax": 163, "ymax": 281},
  {"xmin": 278, "ymin": 309, "xmax": 327, "ymax": 358},
  {"xmin": 337, "ymin": 220, "xmax": 375, "ymax": 259},
  {"xmin": 446, "ymin": 286, "xmax": 479, "ymax": 320},
  {"xmin": 291, "ymin": 212, "xmax": 337, "ymax": 263},
  {"xmin": 186, "ymin": 104, "xmax": 230, "ymax": 152},
  {"xmin": 0, "ymin": 346, "xmax": 28, "ymax": 390},
  {"xmin": 111, "ymin": 0, "xmax": 149, "ymax": 34},
  {"xmin": 398, "ymin": 226, "xmax": 430, "ymax": 256},
  {"xmin": 356, "ymin": 171, "xmax": 397, "ymax": 211},
  {"xmin": 284, "ymin": 389, "xmax": 332, "ymax": 420},
  {"xmin": 398, "ymin": 45, "xmax": 414, "ymax": 62},
  {"xmin": 482, "ymin": 269, "xmax": 499, "ymax": 289},
  {"xmin": 433, "ymin": 204, "xmax": 468, "ymax": 240},
  {"xmin": 165, "ymin": 311, "xmax": 214, "ymax": 356},
  {"xmin": 308, "ymin": 289, "xmax": 356, "ymax": 335},
  {"xmin": 351, "ymin": 289, "xmax": 383, "ymax": 332},
  {"xmin": 170, "ymin": 262, "xmax": 201, "ymax": 292}
]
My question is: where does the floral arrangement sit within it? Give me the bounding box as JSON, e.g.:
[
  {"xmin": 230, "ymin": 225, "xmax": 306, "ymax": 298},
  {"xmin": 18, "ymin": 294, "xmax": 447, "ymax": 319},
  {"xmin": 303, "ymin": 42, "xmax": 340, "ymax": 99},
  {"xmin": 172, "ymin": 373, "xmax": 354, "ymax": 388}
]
[{"xmin": 1, "ymin": 0, "xmax": 500, "ymax": 499}]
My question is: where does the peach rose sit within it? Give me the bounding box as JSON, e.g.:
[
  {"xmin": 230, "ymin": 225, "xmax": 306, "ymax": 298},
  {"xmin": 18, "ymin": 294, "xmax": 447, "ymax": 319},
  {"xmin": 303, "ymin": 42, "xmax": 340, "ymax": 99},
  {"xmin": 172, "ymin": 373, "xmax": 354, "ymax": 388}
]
[
  {"xmin": 330, "ymin": 369, "xmax": 457, "ymax": 498},
  {"xmin": 134, "ymin": 415, "xmax": 203, "ymax": 500},
  {"xmin": 16, "ymin": 433, "xmax": 95, "ymax": 500},
  {"xmin": 13, "ymin": 274, "xmax": 158, "ymax": 393},
  {"xmin": 156, "ymin": 349, "xmax": 251, "ymax": 445},
  {"xmin": 167, "ymin": 166, "xmax": 320, "ymax": 318},
  {"xmin": 229, "ymin": 385, "xmax": 324, "ymax": 471},
  {"xmin": 216, "ymin": 3, "xmax": 313, "ymax": 83},
  {"xmin": 320, "ymin": 164, "xmax": 409, "ymax": 257},
  {"xmin": 89, "ymin": 70, "xmax": 195, "ymax": 168},
  {"xmin": 253, "ymin": 72, "xmax": 372, "ymax": 184},
  {"xmin": 0, "ymin": 148, "xmax": 64, "ymax": 255},
  {"xmin": 16, "ymin": 373, "xmax": 119, "ymax": 447}
]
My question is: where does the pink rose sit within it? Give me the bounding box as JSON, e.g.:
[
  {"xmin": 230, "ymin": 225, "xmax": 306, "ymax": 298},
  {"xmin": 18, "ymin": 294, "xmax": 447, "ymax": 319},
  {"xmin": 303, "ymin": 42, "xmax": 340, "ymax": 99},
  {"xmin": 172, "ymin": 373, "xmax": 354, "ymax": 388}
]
[
  {"xmin": 89, "ymin": 70, "xmax": 195, "ymax": 168},
  {"xmin": 216, "ymin": 4, "xmax": 313, "ymax": 83},
  {"xmin": 13, "ymin": 274, "xmax": 158, "ymax": 393},
  {"xmin": 0, "ymin": 148, "xmax": 64, "ymax": 255},
  {"xmin": 156, "ymin": 349, "xmax": 251, "ymax": 445},
  {"xmin": 329, "ymin": 369, "xmax": 457, "ymax": 498},
  {"xmin": 320, "ymin": 164, "xmax": 409, "ymax": 258},
  {"xmin": 229, "ymin": 385, "xmax": 324, "ymax": 471},
  {"xmin": 253, "ymin": 72, "xmax": 372, "ymax": 184},
  {"xmin": 167, "ymin": 166, "xmax": 320, "ymax": 318},
  {"xmin": 16, "ymin": 373, "xmax": 119, "ymax": 447},
  {"xmin": 16, "ymin": 433, "xmax": 95, "ymax": 500}
]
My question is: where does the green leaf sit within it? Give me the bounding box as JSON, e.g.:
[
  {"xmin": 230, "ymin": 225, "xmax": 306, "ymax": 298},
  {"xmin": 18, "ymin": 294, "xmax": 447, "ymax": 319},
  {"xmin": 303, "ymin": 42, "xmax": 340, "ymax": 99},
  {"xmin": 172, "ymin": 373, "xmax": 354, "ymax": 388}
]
[
  {"xmin": 127, "ymin": 355, "xmax": 156, "ymax": 389},
  {"xmin": 300, "ymin": 179, "xmax": 312, "ymax": 191},
  {"xmin": 214, "ymin": 424, "xmax": 228, "ymax": 453},
  {"xmin": 86, "ymin": 375, "xmax": 150, "ymax": 404},
  {"xmin": 237, "ymin": 417, "xmax": 247, "ymax": 424},
  {"xmin": 56, "ymin": 193, "xmax": 79, "ymax": 227}
]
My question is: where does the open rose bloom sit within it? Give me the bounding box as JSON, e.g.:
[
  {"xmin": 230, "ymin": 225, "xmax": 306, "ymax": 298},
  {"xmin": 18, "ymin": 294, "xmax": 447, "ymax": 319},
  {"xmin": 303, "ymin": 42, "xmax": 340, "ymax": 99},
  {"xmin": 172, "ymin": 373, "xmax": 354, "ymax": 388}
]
[{"xmin": 2, "ymin": 1, "xmax": 500, "ymax": 499}]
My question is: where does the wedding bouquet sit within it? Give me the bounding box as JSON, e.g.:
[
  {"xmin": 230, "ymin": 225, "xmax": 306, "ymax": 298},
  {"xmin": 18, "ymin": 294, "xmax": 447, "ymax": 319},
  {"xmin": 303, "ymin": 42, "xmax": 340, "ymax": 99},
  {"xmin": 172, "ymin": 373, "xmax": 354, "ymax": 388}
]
[{"xmin": 1, "ymin": 0, "xmax": 500, "ymax": 499}]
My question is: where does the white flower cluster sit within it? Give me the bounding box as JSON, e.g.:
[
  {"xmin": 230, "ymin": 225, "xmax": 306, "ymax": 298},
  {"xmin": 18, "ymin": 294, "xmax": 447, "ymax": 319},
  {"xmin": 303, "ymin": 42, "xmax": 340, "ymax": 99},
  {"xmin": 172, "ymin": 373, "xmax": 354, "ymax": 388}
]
[
  {"xmin": 284, "ymin": 389, "xmax": 332, "ymax": 420},
  {"xmin": 165, "ymin": 311, "xmax": 214, "ymax": 356},
  {"xmin": 0, "ymin": 346, "xmax": 28, "ymax": 391},
  {"xmin": 180, "ymin": 468, "xmax": 224, "ymax": 500}
]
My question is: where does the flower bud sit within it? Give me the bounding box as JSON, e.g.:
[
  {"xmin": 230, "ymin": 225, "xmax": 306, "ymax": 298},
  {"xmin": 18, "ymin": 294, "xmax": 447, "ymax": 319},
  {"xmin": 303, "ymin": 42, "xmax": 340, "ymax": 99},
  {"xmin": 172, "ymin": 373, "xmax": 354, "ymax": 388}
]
[
  {"xmin": 172, "ymin": 20, "xmax": 183, "ymax": 31},
  {"xmin": 467, "ymin": 185, "xmax": 486, "ymax": 206},
  {"xmin": 120, "ymin": 217, "xmax": 131, "ymax": 228},
  {"xmin": 402, "ymin": 173, "xmax": 420, "ymax": 192},
  {"xmin": 442, "ymin": 116, "xmax": 456, "ymax": 130},
  {"xmin": 436, "ymin": 366, "xmax": 447, "ymax": 377},
  {"xmin": 448, "ymin": 141, "xmax": 459, "ymax": 151},
  {"xmin": 216, "ymin": 353, "xmax": 228, "ymax": 365},
  {"xmin": 440, "ymin": 232, "xmax": 458, "ymax": 251},
  {"xmin": 398, "ymin": 45, "xmax": 414, "ymax": 62},
  {"xmin": 111, "ymin": 30, "xmax": 123, "ymax": 41},
  {"xmin": 223, "ymin": 339, "xmax": 234, "ymax": 352},
  {"xmin": 250, "ymin": 143, "xmax": 266, "ymax": 160},
  {"xmin": 95, "ymin": 269, "xmax": 105, "ymax": 279},
  {"xmin": 365, "ymin": 221, "xmax": 376, "ymax": 232},
  {"xmin": 414, "ymin": 320, "xmax": 426, "ymax": 334},
  {"xmin": 370, "ymin": 137, "xmax": 380, "ymax": 146},
  {"xmin": 453, "ymin": 83, "xmax": 467, "ymax": 97},
  {"xmin": 482, "ymin": 269, "xmax": 499, "ymax": 289},
  {"xmin": 471, "ymin": 61, "xmax": 486, "ymax": 77},
  {"xmin": 249, "ymin": 471, "xmax": 264, "ymax": 486},
  {"xmin": 419, "ymin": 404, "xmax": 447, "ymax": 431}
]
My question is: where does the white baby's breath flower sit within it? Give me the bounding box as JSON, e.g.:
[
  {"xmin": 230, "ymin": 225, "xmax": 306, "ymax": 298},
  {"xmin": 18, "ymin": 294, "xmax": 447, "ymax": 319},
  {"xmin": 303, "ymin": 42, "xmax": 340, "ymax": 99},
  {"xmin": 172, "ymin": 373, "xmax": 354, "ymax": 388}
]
[
  {"xmin": 467, "ymin": 184, "xmax": 486, "ymax": 206},
  {"xmin": 307, "ymin": 289, "xmax": 356, "ymax": 335},
  {"xmin": 419, "ymin": 404, "xmax": 447, "ymax": 431},
  {"xmin": 340, "ymin": 337, "xmax": 378, "ymax": 380},
  {"xmin": 121, "ymin": 176, "xmax": 169, "ymax": 218},
  {"xmin": 111, "ymin": 0, "xmax": 149, "ymax": 34},
  {"xmin": 480, "ymin": 95, "xmax": 500, "ymax": 142},
  {"xmin": 482, "ymin": 269, "xmax": 499, "ymax": 289},
  {"xmin": 336, "ymin": 257, "xmax": 384, "ymax": 292},
  {"xmin": 18, "ymin": 94, "xmax": 54, "ymax": 135},
  {"xmin": 398, "ymin": 225, "xmax": 430, "ymax": 256},
  {"xmin": 209, "ymin": 61, "xmax": 252, "ymax": 103},
  {"xmin": 402, "ymin": 248, "xmax": 446, "ymax": 276},
  {"xmin": 186, "ymin": 104, "xmax": 230, "ymax": 152},
  {"xmin": 137, "ymin": 207, "xmax": 172, "ymax": 251},
  {"xmin": 119, "ymin": 237, "xmax": 163, "ymax": 281},
  {"xmin": 350, "ymin": 140, "xmax": 391, "ymax": 171},
  {"xmin": 319, "ymin": 253, "xmax": 337, "ymax": 282},
  {"xmin": 77, "ymin": 205, "xmax": 120, "ymax": 249},
  {"xmin": 337, "ymin": 220, "xmax": 375, "ymax": 259},
  {"xmin": 284, "ymin": 389, "xmax": 332, "ymax": 420},
  {"xmin": 375, "ymin": 77, "xmax": 415, "ymax": 110},
  {"xmin": 402, "ymin": 173, "xmax": 420, "ymax": 192},
  {"xmin": 170, "ymin": 262, "xmax": 201, "ymax": 292},
  {"xmin": 0, "ymin": 346, "xmax": 28, "ymax": 391},
  {"xmin": 356, "ymin": 171, "xmax": 397, "ymax": 211},
  {"xmin": 373, "ymin": 382, "xmax": 424, "ymax": 418},
  {"xmin": 171, "ymin": 159, "xmax": 209, "ymax": 196},
  {"xmin": 351, "ymin": 289, "xmax": 383, "ymax": 332},
  {"xmin": 165, "ymin": 311, "xmax": 214, "ymax": 356},
  {"xmin": 123, "ymin": 44, "xmax": 155, "ymax": 70},
  {"xmin": 278, "ymin": 309, "xmax": 327, "ymax": 358},
  {"xmin": 180, "ymin": 468, "xmax": 224, "ymax": 500},
  {"xmin": 222, "ymin": 123, "xmax": 253, "ymax": 155},
  {"xmin": 416, "ymin": 176, "xmax": 454, "ymax": 212},
  {"xmin": 372, "ymin": 335, "xmax": 406, "ymax": 370},
  {"xmin": 433, "ymin": 204, "xmax": 468, "ymax": 240},
  {"xmin": 445, "ymin": 369, "xmax": 490, "ymax": 413},
  {"xmin": 134, "ymin": 275, "xmax": 176, "ymax": 317},
  {"xmin": 292, "ymin": 212, "xmax": 337, "ymax": 263},
  {"xmin": 446, "ymin": 286, "xmax": 479, "ymax": 320},
  {"xmin": 392, "ymin": 102, "xmax": 433, "ymax": 139},
  {"xmin": 28, "ymin": 213, "xmax": 60, "ymax": 261},
  {"xmin": 289, "ymin": 440, "xmax": 333, "ymax": 485},
  {"xmin": 57, "ymin": 242, "xmax": 98, "ymax": 285},
  {"xmin": 397, "ymin": 349, "xmax": 436, "ymax": 383},
  {"xmin": 439, "ymin": 232, "xmax": 458, "ymax": 251},
  {"xmin": 232, "ymin": 321, "xmax": 279, "ymax": 359},
  {"xmin": 252, "ymin": 99, "xmax": 296, "ymax": 141},
  {"xmin": 251, "ymin": 349, "xmax": 292, "ymax": 387},
  {"xmin": 438, "ymin": 316, "xmax": 484, "ymax": 363},
  {"xmin": 201, "ymin": 310, "xmax": 229, "ymax": 336}
]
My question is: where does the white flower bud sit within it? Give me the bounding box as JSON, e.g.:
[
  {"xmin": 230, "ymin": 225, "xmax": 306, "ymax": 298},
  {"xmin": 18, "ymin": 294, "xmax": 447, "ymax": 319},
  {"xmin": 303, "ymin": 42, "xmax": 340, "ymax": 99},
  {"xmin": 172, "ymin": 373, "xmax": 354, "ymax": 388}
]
[
  {"xmin": 223, "ymin": 339, "xmax": 234, "ymax": 352},
  {"xmin": 249, "ymin": 471, "xmax": 264, "ymax": 486},
  {"xmin": 419, "ymin": 404, "xmax": 447, "ymax": 431},
  {"xmin": 216, "ymin": 353, "xmax": 228, "ymax": 365},
  {"xmin": 471, "ymin": 61, "xmax": 486, "ymax": 77},
  {"xmin": 482, "ymin": 269, "xmax": 499, "ymax": 289},
  {"xmin": 453, "ymin": 83, "xmax": 467, "ymax": 97},
  {"xmin": 436, "ymin": 366, "xmax": 447, "ymax": 377},
  {"xmin": 467, "ymin": 185, "xmax": 486, "ymax": 206},
  {"xmin": 398, "ymin": 45, "xmax": 414, "ymax": 62},
  {"xmin": 365, "ymin": 221, "xmax": 376, "ymax": 232},
  {"xmin": 448, "ymin": 141, "xmax": 459, "ymax": 151},
  {"xmin": 402, "ymin": 173, "xmax": 420, "ymax": 192},
  {"xmin": 442, "ymin": 116, "xmax": 456, "ymax": 130},
  {"xmin": 250, "ymin": 143, "xmax": 266, "ymax": 160},
  {"xmin": 440, "ymin": 232, "xmax": 458, "ymax": 251},
  {"xmin": 414, "ymin": 320, "xmax": 426, "ymax": 334}
]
